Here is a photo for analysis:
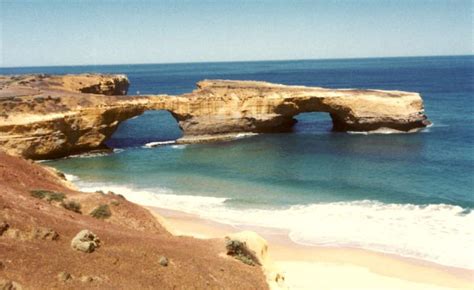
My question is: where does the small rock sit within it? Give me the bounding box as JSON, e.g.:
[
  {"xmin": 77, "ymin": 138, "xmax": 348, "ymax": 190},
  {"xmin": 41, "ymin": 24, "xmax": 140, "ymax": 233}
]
[
  {"xmin": 0, "ymin": 261, "xmax": 5, "ymax": 270},
  {"xmin": 80, "ymin": 276, "xmax": 93, "ymax": 283},
  {"xmin": 57, "ymin": 271, "xmax": 72, "ymax": 282},
  {"xmin": 92, "ymin": 276, "xmax": 103, "ymax": 283},
  {"xmin": 5, "ymin": 229, "xmax": 20, "ymax": 240},
  {"xmin": 31, "ymin": 227, "xmax": 59, "ymax": 241},
  {"xmin": 159, "ymin": 256, "xmax": 169, "ymax": 267},
  {"xmin": 79, "ymin": 276, "xmax": 102, "ymax": 283},
  {"xmin": 71, "ymin": 230, "xmax": 100, "ymax": 253},
  {"xmin": 0, "ymin": 222, "xmax": 9, "ymax": 236},
  {"xmin": 0, "ymin": 279, "xmax": 22, "ymax": 290}
]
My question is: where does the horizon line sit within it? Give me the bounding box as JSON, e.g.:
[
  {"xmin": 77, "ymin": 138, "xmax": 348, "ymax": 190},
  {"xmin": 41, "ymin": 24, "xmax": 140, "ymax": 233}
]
[{"xmin": 1, "ymin": 53, "xmax": 472, "ymax": 70}]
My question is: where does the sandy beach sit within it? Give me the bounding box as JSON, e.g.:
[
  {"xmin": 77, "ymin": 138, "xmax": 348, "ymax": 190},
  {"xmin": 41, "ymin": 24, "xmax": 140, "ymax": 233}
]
[{"xmin": 151, "ymin": 207, "xmax": 474, "ymax": 290}]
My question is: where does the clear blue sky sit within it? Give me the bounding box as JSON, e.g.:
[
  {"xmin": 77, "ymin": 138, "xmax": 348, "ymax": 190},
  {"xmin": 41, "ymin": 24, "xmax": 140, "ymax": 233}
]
[{"xmin": 1, "ymin": 0, "xmax": 472, "ymax": 67}]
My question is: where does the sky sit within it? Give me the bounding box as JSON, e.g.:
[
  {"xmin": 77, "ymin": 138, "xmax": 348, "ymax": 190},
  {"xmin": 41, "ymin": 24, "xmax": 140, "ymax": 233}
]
[{"xmin": 0, "ymin": 0, "xmax": 472, "ymax": 67}]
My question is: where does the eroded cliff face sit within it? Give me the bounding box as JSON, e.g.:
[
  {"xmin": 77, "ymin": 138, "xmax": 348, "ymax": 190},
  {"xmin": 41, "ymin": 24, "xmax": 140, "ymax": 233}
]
[
  {"xmin": 0, "ymin": 74, "xmax": 149, "ymax": 159},
  {"xmin": 0, "ymin": 74, "xmax": 430, "ymax": 159}
]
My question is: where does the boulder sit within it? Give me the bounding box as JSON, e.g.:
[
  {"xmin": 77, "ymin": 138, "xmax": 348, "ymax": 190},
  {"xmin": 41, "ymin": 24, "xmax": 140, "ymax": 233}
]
[
  {"xmin": 71, "ymin": 230, "xmax": 100, "ymax": 253},
  {"xmin": 225, "ymin": 231, "xmax": 287, "ymax": 289}
]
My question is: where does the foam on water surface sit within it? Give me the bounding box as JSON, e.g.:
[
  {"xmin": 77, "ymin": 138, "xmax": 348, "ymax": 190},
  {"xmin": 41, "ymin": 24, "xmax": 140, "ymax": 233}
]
[
  {"xmin": 74, "ymin": 177, "xmax": 474, "ymax": 270},
  {"xmin": 143, "ymin": 140, "xmax": 176, "ymax": 148}
]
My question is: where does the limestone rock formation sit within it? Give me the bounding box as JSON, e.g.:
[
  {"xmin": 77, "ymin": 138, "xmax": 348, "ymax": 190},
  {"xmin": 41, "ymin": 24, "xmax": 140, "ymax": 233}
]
[
  {"xmin": 0, "ymin": 74, "xmax": 430, "ymax": 159},
  {"xmin": 173, "ymin": 80, "xmax": 430, "ymax": 137},
  {"xmin": 0, "ymin": 74, "xmax": 147, "ymax": 159}
]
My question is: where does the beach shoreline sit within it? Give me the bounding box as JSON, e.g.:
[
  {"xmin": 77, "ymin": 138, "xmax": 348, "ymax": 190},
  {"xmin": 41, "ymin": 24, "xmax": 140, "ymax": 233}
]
[{"xmin": 149, "ymin": 206, "xmax": 474, "ymax": 290}]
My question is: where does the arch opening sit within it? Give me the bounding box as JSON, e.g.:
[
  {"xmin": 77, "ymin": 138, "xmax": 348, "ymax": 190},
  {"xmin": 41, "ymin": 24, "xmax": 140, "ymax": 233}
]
[
  {"xmin": 106, "ymin": 110, "xmax": 182, "ymax": 148},
  {"xmin": 292, "ymin": 112, "xmax": 334, "ymax": 134}
]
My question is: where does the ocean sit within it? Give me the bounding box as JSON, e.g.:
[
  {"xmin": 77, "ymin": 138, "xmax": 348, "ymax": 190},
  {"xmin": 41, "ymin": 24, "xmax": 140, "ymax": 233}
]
[{"xmin": 3, "ymin": 56, "xmax": 473, "ymax": 269}]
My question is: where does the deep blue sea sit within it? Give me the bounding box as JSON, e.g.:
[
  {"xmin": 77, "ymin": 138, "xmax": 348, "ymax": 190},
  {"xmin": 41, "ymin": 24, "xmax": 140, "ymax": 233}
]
[{"xmin": 2, "ymin": 56, "xmax": 473, "ymax": 269}]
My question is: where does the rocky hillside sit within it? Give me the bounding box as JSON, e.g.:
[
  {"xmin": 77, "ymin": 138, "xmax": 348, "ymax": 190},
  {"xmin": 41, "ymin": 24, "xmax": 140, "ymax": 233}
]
[{"xmin": 0, "ymin": 152, "xmax": 268, "ymax": 289}]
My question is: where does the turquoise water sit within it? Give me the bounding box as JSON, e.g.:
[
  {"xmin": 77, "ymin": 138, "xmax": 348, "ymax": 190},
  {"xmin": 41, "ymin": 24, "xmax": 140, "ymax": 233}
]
[{"xmin": 3, "ymin": 56, "xmax": 473, "ymax": 268}]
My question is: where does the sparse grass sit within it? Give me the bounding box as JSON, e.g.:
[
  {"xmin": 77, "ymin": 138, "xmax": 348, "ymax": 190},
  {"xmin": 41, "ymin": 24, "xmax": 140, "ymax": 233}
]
[
  {"xmin": 235, "ymin": 254, "xmax": 255, "ymax": 266},
  {"xmin": 30, "ymin": 190, "xmax": 66, "ymax": 202},
  {"xmin": 62, "ymin": 200, "xmax": 82, "ymax": 213},
  {"xmin": 90, "ymin": 204, "xmax": 112, "ymax": 219},
  {"xmin": 46, "ymin": 192, "xmax": 66, "ymax": 202},
  {"xmin": 31, "ymin": 190, "xmax": 48, "ymax": 199}
]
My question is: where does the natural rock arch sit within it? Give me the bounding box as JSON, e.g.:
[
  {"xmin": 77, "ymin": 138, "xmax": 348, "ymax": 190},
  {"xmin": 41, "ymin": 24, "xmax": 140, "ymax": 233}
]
[
  {"xmin": 106, "ymin": 110, "xmax": 183, "ymax": 148},
  {"xmin": 157, "ymin": 80, "xmax": 430, "ymax": 141},
  {"xmin": 0, "ymin": 74, "xmax": 430, "ymax": 159}
]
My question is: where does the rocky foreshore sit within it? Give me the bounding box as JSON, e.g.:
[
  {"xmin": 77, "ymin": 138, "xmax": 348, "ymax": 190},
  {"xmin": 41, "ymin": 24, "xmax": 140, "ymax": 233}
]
[{"xmin": 0, "ymin": 74, "xmax": 430, "ymax": 159}]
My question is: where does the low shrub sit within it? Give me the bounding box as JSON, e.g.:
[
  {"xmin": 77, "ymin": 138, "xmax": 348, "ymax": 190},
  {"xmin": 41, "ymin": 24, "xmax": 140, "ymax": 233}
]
[
  {"xmin": 90, "ymin": 204, "xmax": 112, "ymax": 219},
  {"xmin": 46, "ymin": 192, "xmax": 66, "ymax": 202},
  {"xmin": 30, "ymin": 190, "xmax": 65, "ymax": 202},
  {"xmin": 62, "ymin": 200, "xmax": 82, "ymax": 213},
  {"xmin": 30, "ymin": 190, "xmax": 48, "ymax": 199},
  {"xmin": 225, "ymin": 239, "xmax": 259, "ymax": 266}
]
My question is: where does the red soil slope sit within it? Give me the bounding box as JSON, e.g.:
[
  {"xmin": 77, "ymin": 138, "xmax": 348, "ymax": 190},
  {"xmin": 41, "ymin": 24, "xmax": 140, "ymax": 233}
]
[{"xmin": 0, "ymin": 152, "xmax": 268, "ymax": 289}]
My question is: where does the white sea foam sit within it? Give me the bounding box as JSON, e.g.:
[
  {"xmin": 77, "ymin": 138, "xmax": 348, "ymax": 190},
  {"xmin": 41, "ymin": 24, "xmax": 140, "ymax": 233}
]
[
  {"xmin": 72, "ymin": 180, "xmax": 474, "ymax": 270},
  {"xmin": 69, "ymin": 151, "xmax": 111, "ymax": 159},
  {"xmin": 235, "ymin": 133, "xmax": 259, "ymax": 139},
  {"xmin": 76, "ymin": 182, "xmax": 228, "ymax": 210},
  {"xmin": 171, "ymin": 144, "xmax": 187, "ymax": 149},
  {"xmin": 64, "ymin": 173, "xmax": 79, "ymax": 182},
  {"xmin": 348, "ymin": 128, "xmax": 406, "ymax": 135},
  {"xmin": 143, "ymin": 140, "xmax": 176, "ymax": 148},
  {"xmin": 347, "ymin": 131, "xmax": 369, "ymax": 135}
]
